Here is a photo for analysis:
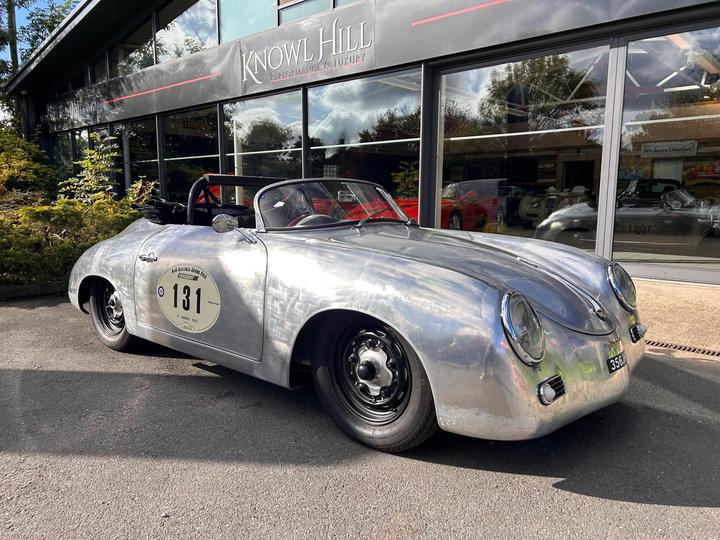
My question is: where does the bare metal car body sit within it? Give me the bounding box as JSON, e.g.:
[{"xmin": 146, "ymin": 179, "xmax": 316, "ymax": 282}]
[{"xmin": 68, "ymin": 176, "xmax": 645, "ymax": 442}]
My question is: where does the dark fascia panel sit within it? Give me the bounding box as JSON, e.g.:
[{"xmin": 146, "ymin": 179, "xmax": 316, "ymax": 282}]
[{"xmin": 6, "ymin": 0, "xmax": 153, "ymax": 95}]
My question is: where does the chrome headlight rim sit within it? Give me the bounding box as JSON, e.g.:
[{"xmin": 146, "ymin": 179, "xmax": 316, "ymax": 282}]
[
  {"xmin": 500, "ymin": 292, "xmax": 545, "ymax": 367},
  {"xmin": 607, "ymin": 262, "xmax": 636, "ymax": 312}
]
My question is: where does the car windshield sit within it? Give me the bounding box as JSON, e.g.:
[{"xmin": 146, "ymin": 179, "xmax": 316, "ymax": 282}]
[{"xmin": 257, "ymin": 180, "xmax": 407, "ymax": 229}]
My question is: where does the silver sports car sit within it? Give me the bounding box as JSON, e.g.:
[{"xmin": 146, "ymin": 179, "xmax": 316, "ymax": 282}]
[{"xmin": 68, "ymin": 175, "xmax": 646, "ymax": 452}]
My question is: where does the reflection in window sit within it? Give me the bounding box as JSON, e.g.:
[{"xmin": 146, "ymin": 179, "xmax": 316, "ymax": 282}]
[
  {"xmin": 223, "ymin": 91, "xmax": 302, "ymax": 178},
  {"xmin": 110, "ymin": 19, "xmax": 155, "ymax": 78},
  {"xmin": 279, "ymin": 0, "xmax": 332, "ymax": 25},
  {"xmin": 308, "ymin": 69, "xmax": 422, "ymax": 212},
  {"xmin": 613, "ymin": 28, "xmax": 720, "ymax": 266},
  {"xmin": 438, "ymin": 46, "xmax": 609, "ymax": 248},
  {"xmin": 220, "ymin": 0, "xmax": 276, "ymax": 43},
  {"xmin": 50, "ymin": 132, "xmax": 74, "ymax": 177},
  {"xmin": 73, "ymin": 130, "xmax": 89, "ymax": 160},
  {"xmin": 114, "ymin": 119, "xmax": 159, "ymax": 189},
  {"xmin": 156, "ymin": 0, "xmax": 218, "ymax": 64},
  {"xmin": 163, "ymin": 107, "xmax": 219, "ymax": 201},
  {"xmin": 92, "ymin": 56, "xmax": 108, "ymax": 84}
]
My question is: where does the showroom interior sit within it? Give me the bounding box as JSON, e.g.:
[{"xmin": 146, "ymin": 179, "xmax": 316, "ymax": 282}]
[{"xmin": 6, "ymin": 0, "xmax": 720, "ymax": 284}]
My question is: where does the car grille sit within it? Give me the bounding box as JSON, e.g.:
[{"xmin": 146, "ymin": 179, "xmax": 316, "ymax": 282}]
[{"xmin": 546, "ymin": 374, "xmax": 565, "ymax": 398}]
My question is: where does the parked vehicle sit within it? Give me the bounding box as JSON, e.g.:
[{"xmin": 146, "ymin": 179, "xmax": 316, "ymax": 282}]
[
  {"xmin": 519, "ymin": 186, "xmax": 591, "ymax": 227},
  {"xmin": 69, "ymin": 175, "xmax": 646, "ymax": 452},
  {"xmin": 534, "ymin": 178, "xmax": 718, "ymax": 252}
]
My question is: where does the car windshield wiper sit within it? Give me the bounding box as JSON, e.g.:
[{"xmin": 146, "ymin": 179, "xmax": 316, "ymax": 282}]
[{"xmin": 354, "ymin": 208, "xmax": 389, "ymax": 229}]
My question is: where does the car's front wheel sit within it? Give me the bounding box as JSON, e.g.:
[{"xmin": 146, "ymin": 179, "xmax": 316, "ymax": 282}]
[
  {"xmin": 312, "ymin": 315, "xmax": 437, "ymax": 452},
  {"xmin": 89, "ymin": 279, "xmax": 138, "ymax": 352}
]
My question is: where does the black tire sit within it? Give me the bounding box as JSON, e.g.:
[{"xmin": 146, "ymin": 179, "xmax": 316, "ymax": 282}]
[
  {"xmin": 312, "ymin": 315, "xmax": 438, "ymax": 452},
  {"xmin": 449, "ymin": 211, "xmax": 463, "ymax": 230},
  {"xmin": 89, "ymin": 279, "xmax": 138, "ymax": 352}
]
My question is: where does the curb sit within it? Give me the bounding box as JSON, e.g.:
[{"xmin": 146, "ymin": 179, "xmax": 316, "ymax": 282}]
[{"xmin": 0, "ymin": 281, "xmax": 67, "ymax": 301}]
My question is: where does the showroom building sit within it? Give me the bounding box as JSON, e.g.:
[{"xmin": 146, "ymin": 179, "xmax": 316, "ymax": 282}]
[{"xmin": 6, "ymin": 0, "xmax": 720, "ymax": 283}]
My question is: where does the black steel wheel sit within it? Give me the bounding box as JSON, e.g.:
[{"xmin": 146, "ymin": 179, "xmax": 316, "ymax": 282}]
[
  {"xmin": 312, "ymin": 315, "xmax": 437, "ymax": 452},
  {"xmin": 89, "ymin": 279, "xmax": 137, "ymax": 352},
  {"xmin": 449, "ymin": 211, "xmax": 463, "ymax": 230}
]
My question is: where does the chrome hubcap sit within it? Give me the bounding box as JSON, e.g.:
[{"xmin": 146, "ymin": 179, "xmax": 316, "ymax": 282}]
[
  {"xmin": 106, "ymin": 292, "xmax": 123, "ymax": 323},
  {"xmin": 355, "ymin": 343, "xmax": 395, "ymax": 397}
]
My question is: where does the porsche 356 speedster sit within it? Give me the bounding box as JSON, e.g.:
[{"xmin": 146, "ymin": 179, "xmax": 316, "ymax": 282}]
[{"xmin": 68, "ymin": 175, "xmax": 646, "ymax": 452}]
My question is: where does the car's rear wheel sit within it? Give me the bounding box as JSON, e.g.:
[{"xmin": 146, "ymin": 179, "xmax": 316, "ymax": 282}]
[
  {"xmin": 312, "ymin": 315, "xmax": 437, "ymax": 452},
  {"xmin": 449, "ymin": 211, "xmax": 463, "ymax": 230},
  {"xmin": 89, "ymin": 279, "xmax": 137, "ymax": 352}
]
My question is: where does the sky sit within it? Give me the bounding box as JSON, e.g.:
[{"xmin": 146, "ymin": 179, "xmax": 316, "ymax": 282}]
[{"xmin": 1, "ymin": 0, "xmax": 53, "ymax": 63}]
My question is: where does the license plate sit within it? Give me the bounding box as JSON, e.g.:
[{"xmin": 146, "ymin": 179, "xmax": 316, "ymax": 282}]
[
  {"xmin": 607, "ymin": 353, "xmax": 627, "ymax": 373},
  {"xmin": 606, "ymin": 339, "xmax": 626, "ymax": 374}
]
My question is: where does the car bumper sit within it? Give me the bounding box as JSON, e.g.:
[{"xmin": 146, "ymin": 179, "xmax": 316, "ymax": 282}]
[{"xmin": 434, "ymin": 315, "xmax": 644, "ymax": 441}]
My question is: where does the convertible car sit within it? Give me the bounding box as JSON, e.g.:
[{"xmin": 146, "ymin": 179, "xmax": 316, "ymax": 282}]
[{"xmin": 68, "ymin": 175, "xmax": 646, "ymax": 452}]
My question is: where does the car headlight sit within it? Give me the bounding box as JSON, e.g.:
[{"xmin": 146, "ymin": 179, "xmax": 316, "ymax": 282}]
[
  {"xmin": 501, "ymin": 292, "xmax": 545, "ymax": 366},
  {"xmin": 607, "ymin": 262, "xmax": 637, "ymax": 312}
]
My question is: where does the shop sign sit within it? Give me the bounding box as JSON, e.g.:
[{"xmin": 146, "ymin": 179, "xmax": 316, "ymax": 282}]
[{"xmin": 641, "ymin": 140, "xmax": 698, "ymax": 158}]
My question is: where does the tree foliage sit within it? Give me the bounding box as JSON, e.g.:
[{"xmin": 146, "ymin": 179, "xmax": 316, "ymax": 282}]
[
  {"xmin": 19, "ymin": 0, "xmax": 75, "ymax": 63},
  {"xmin": 58, "ymin": 132, "xmax": 121, "ymax": 202},
  {"xmin": 0, "ymin": 125, "xmax": 59, "ymax": 194}
]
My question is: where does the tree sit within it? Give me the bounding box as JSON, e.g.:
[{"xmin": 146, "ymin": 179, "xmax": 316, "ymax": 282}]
[
  {"xmin": 19, "ymin": 0, "xmax": 75, "ymax": 63},
  {"xmin": 58, "ymin": 132, "xmax": 121, "ymax": 202}
]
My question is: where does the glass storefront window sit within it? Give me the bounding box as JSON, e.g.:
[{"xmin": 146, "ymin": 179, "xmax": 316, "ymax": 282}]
[
  {"xmin": 73, "ymin": 129, "xmax": 89, "ymax": 160},
  {"xmin": 114, "ymin": 119, "xmax": 159, "ymax": 188},
  {"xmin": 220, "ymin": 0, "xmax": 276, "ymax": 43},
  {"xmin": 110, "ymin": 19, "xmax": 154, "ymax": 78},
  {"xmin": 438, "ymin": 46, "xmax": 609, "ymax": 248},
  {"xmin": 308, "ymin": 69, "xmax": 422, "ymax": 215},
  {"xmin": 92, "ymin": 56, "xmax": 108, "ymax": 84},
  {"xmin": 309, "ymin": 71, "xmax": 421, "ymax": 199},
  {"xmin": 156, "ymin": 0, "xmax": 218, "ymax": 64},
  {"xmin": 279, "ymin": 0, "xmax": 332, "ymax": 25},
  {"xmin": 163, "ymin": 107, "xmax": 219, "ymax": 201},
  {"xmin": 614, "ymin": 28, "xmax": 720, "ymax": 266},
  {"xmin": 223, "ymin": 91, "xmax": 303, "ymax": 178}
]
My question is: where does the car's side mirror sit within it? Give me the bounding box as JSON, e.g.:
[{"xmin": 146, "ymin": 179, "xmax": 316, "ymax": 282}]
[
  {"xmin": 670, "ymin": 200, "xmax": 682, "ymax": 210},
  {"xmin": 212, "ymin": 213, "xmax": 238, "ymax": 233}
]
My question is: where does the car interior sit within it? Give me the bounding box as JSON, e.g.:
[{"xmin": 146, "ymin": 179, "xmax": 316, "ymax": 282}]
[{"xmin": 132, "ymin": 175, "xmax": 283, "ymax": 227}]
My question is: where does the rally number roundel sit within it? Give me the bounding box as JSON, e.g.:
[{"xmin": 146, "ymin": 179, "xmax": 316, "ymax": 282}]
[{"xmin": 156, "ymin": 265, "xmax": 221, "ymax": 333}]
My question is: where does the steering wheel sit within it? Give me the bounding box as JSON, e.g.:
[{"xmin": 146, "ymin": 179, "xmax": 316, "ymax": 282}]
[{"xmin": 294, "ymin": 214, "xmax": 339, "ymax": 227}]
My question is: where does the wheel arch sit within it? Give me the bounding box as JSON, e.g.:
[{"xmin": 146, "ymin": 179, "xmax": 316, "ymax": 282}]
[
  {"xmin": 76, "ymin": 274, "xmax": 113, "ymax": 314},
  {"xmin": 287, "ymin": 308, "xmax": 433, "ymax": 395}
]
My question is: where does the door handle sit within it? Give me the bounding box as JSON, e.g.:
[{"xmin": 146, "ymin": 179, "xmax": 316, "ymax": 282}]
[{"xmin": 138, "ymin": 252, "xmax": 157, "ymax": 262}]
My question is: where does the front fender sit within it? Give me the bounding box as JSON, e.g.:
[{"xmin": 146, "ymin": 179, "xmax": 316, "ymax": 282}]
[{"xmin": 67, "ymin": 219, "xmax": 163, "ymax": 334}]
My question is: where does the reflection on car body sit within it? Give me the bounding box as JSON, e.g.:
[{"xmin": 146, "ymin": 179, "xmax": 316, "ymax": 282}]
[{"xmin": 68, "ymin": 175, "xmax": 646, "ymax": 452}]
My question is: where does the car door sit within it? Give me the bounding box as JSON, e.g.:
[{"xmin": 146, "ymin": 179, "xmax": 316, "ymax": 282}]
[{"xmin": 133, "ymin": 224, "xmax": 267, "ymax": 361}]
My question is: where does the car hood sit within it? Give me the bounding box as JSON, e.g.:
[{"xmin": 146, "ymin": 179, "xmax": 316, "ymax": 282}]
[{"xmin": 308, "ymin": 224, "xmax": 613, "ymax": 336}]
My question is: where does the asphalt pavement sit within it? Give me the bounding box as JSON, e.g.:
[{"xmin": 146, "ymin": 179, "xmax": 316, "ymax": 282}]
[{"xmin": 1, "ymin": 296, "xmax": 719, "ymax": 539}]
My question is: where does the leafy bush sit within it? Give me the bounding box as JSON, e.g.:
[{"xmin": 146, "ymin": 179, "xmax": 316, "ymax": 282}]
[
  {"xmin": 58, "ymin": 133, "xmax": 121, "ymax": 202},
  {"xmin": 0, "ymin": 127, "xmax": 60, "ymax": 195},
  {"xmin": 0, "ymin": 128, "xmax": 161, "ymax": 287},
  {"xmin": 0, "ymin": 196, "xmax": 141, "ymax": 286}
]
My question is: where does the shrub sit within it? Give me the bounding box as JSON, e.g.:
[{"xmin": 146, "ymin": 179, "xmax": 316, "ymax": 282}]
[
  {"xmin": 58, "ymin": 133, "xmax": 121, "ymax": 202},
  {"xmin": 0, "ymin": 197, "xmax": 141, "ymax": 286},
  {"xmin": 0, "ymin": 127, "xmax": 60, "ymax": 195}
]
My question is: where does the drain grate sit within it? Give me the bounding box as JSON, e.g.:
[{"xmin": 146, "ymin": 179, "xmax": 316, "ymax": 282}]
[{"xmin": 645, "ymin": 339, "xmax": 720, "ymax": 358}]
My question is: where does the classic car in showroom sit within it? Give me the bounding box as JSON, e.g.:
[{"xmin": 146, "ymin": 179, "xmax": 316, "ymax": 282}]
[
  {"xmin": 68, "ymin": 175, "xmax": 646, "ymax": 452},
  {"xmin": 535, "ymin": 178, "xmax": 720, "ymax": 252},
  {"xmin": 393, "ymin": 179, "xmax": 513, "ymax": 232},
  {"xmin": 518, "ymin": 186, "xmax": 592, "ymax": 228}
]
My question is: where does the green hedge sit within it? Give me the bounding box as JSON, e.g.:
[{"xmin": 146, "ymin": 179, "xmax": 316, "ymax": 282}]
[{"xmin": 0, "ymin": 197, "xmax": 140, "ymax": 286}]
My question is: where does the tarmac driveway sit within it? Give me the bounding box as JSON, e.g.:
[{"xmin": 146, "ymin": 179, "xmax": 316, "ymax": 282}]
[{"xmin": 1, "ymin": 296, "xmax": 719, "ymax": 538}]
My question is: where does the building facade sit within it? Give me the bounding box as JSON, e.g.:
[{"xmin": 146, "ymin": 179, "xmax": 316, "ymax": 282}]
[{"xmin": 7, "ymin": 0, "xmax": 720, "ymax": 283}]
